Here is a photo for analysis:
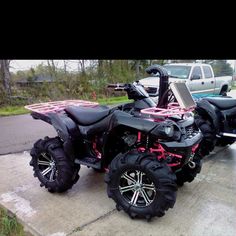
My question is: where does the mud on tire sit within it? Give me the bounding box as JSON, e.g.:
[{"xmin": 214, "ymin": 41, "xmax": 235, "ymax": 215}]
[
  {"xmin": 105, "ymin": 150, "xmax": 177, "ymax": 220},
  {"xmin": 195, "ymin": 115, "xmax": 216, "ymax": 157},
  {"xmin": 175, "ymin": 154, "xmax": 202, "ymax": 186},
  {"xmin": 30, "ymin": 137, "xmax": 80, "ymax": 193}
]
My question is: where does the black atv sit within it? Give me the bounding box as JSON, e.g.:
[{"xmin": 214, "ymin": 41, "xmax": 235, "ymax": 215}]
[
  {"xmin": 25, "ymin": 66, "xmax": 202, "ymax": 220},
  {"xmin": 109, "ymin": 65, "xmax": 204, "ymax": 186},
  {"xmin": 195, "ymin": 95, "xmax": 236, "ymax": 156}
]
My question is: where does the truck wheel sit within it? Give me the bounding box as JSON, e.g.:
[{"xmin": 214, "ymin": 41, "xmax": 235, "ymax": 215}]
[
  {"xmin": 105, "ymin": 150, "xmax": 177, "ymax": 220},
  {"xmin": 220, "ymin": 86, "xmax": 228, "ymax": 96},
  {"xmin": 30, "ymin": 137, "xmax": 80, "ymax": 193},
  {"xmin": 195, "ymin": 115, "xmax": 216, "ymax": 156},
  {"xmin": 175, "ymin": 154, "xmax": 202, "ymax": 186},
  {"xmin": 220, "ymin": 91, "xmax": 227, "ymax": 96}
]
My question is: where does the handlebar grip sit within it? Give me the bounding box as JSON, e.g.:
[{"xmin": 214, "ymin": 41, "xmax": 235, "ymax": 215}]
[
  {"xmin": 107, "ymin": 84, "xmax": 118, "ymax": 88},
  {"xmin": 107, "ymin": 83, "xmax": 125, "ymax": 87}
]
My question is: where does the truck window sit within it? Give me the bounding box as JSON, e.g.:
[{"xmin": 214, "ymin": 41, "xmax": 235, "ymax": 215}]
[
  {"xmin": 163, "ymin": 65, "xmax": 191, "ymax": 79},
  {"xmin": 191, "ymin": 66, "xmax": 202, "ymax": 79},
  {"xmin": 203, "ymin": 66, "xmax": 213, "ymax": 78}
]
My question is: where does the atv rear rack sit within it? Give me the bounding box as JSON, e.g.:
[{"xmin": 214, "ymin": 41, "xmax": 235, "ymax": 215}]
[
  {"xmin": 141, "ymin": 103, "xmax": 195, "ymax": 118},
  {"xmin": 25, "ymin": 100, "xmax": 99, "ymax": 114}
]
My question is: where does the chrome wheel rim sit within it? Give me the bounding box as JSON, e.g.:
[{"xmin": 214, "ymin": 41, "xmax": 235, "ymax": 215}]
[
  {"xmin": 119, "ymin": 170, "xmax": 156, "ymax": 207},
  {"xmin": 38, "ymin": 152, "xmax": 58, "ymax": 182}
]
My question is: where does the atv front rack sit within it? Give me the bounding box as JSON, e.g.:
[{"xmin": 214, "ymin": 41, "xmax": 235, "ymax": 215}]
[
  {"xmin": 25, "ymin": 100, "xmax": 99, "ymax": 114},
  {"xmin": 141, "ymin": 103, "xmax": 195, "ymax": 118}
]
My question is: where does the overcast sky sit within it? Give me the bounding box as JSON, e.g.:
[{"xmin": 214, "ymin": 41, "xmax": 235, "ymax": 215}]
[{"xmin": 10, "ymin": 60, "xmax": 236, "ymax": 73}]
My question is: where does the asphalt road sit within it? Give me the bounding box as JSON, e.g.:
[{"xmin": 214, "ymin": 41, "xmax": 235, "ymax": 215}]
[{"xmin": 0, "ymin": 114, "xmax": 56, "ymax": 155}]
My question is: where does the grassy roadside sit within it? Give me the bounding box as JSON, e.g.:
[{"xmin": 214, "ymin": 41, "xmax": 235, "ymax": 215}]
[
  {"xmin": 2, "ymin": 86, "xmax": 236, "ymax": 117},
  {"xmin": 0, "ymin": 96, "xmax": 130, "ymax": 117},
  {"xmin": 98, "ymin": 96, "xmax": 129, "ymax": 105},
  {"xmin": 0, "ymin": 106, "xmax": 29, "ymax": 117},
  {"xmin": 0, "ymin": 208, "xmax": 25, "ymax": 236}
]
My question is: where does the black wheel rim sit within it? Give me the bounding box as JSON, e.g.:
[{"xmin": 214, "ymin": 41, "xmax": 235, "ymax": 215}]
[
  {"xmin": 119, "ymin": 170, "xmax": 156, "ymax": 207},
  {"xmin": 37, "ymin": 152, "xmax": 58, "ymax": 182}
]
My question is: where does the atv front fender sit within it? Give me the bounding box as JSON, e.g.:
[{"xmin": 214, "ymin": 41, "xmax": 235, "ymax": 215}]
[{"xmin": 195, "ymin": 99, "xmax": 219, "ymax": 132}]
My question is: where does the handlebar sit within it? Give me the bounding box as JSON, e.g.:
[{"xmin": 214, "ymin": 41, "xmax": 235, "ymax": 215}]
[
  {"xmin": 107, "ymin": 83, "xmax": 125, "ymax": 89},
  {"xmin": 107, "ymin": 83, "xmax": 130, "ymax": 92},
  {"xmin": 107, "ymin": 82, "xmax": 144, "ymax": 91}
]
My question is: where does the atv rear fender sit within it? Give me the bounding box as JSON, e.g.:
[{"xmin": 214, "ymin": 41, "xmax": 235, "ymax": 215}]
[{"xmin": 31, "ymin": 112, "xmax": 80, "ymax": 160}]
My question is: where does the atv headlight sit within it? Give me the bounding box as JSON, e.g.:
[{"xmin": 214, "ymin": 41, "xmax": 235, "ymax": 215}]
[
  {"xmin": 182, "ymin": 112, "xmax": 194, "ymax": 119},
  {"xmin": 151, "ymin": 122, "xmax": 178, "ymax": 140},
  {"xmin": 164, "ymin": 125, "xmax": 174, "ymax": 137}
]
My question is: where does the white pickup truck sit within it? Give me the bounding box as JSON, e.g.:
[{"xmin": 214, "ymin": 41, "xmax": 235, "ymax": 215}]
[{"xmin": 139, "ymin": 63, "xmax": 233, "ymax": 98}]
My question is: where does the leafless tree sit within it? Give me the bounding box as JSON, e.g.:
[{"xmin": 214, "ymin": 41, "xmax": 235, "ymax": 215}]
[
  {"xmin": 78, "ymin": 60, "xmax": 86, "ymax": 74},
  {"xmin": 0, "ymin": 60, "xmax": 12, "ymax": 97},
  {"xmin": 135, "ymin": 60, "xmax": 141, "ymax": 79},
  {"xmin": 47, "ymin": 60, "xmax": 56, "ymax": 77},
  {"xmin": 98, "ymin": 60, "xmax": 103, "ymax": 77},
  {"xmin": 63, "ymin": 60, "xmax": 68, "ymax": 74}
]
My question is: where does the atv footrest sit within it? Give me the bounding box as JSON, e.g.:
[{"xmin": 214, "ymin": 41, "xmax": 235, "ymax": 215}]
[{"xmin": 75, "ymin": 156, "xmax": 102, "ymax": 169}]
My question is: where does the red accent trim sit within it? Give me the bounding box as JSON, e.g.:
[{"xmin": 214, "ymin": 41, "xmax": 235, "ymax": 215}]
[
  {"xmin": 191, "ymin": 144, "xmax": 199, "ymax": 153},
  {"xmin": 138, "ymin": 147, "xmax": 146, "ymax": 152},
  {"xmin": 138, "ymin": 144, "xmax": 183, "ymax": 166},
  {"xmin": 137, "ymin": 132, "xmax": 141, "ymax": 142},
  {"xmin": 152, "ymin": 144, "xmax": 182, "ymax": 159},
  {"xmin": 167, "ymin": 162, "xmax": 181, "ymax": 167},
  {"xmin": 93, "ymin": 142, "xmax": 102, "ymax": 159}
]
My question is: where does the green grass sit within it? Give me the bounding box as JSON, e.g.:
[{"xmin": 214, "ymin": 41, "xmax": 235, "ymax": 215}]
[
  {"xmin": 0, "ymin": 96, "xmax": 130, "ymax": 117},
  {"xmin": 231, "ymin": 85, "xmax": 236, "ymax": 90},
  {"xmin": 0, "ymin": 208, "xmax": 25, "ymax": 236},
  {"xmin": 98, "ymin": 96, "xmax": 130, "ymax": 105},
  {"xmin": 0, "ymin": 106, "xmax": 29, "ymax": 117}
]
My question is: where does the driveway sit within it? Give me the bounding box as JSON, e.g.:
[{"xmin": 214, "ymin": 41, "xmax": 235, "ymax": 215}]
[{"xmin": 0, "ymin": 146, "xmax": 235, "ymax": 236}]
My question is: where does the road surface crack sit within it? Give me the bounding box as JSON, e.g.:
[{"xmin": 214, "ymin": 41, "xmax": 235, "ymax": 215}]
[{"xmin": 67, "ymin": 209, "xmax": 116, "ymax": 235}]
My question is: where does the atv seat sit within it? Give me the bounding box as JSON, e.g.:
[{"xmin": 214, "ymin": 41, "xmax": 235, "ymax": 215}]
[
  {"xmin": 204, "ymin": 97, "xmax": 236, "ymax": 110},
  {"xmin": 65, "ymin": 105, "xmax": 111, "ymax": 125}
]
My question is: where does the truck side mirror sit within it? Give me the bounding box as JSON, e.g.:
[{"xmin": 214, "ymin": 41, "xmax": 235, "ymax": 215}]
[{"xmin": 190, "ymin": 74, "xmax": 201, "ymax": 80}]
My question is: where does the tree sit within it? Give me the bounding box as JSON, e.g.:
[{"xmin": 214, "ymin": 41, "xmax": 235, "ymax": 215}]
[
  {"xmin": 132, "ymin": 60, "xmax": 140, "ymax": 79},
  {"xmin": 78, "ymin": 60, "xmax": 86, "ymax": 75},
  {"xmin": 168, "ymin": 59, "xmax": 196, "ymax": 63},
  {"xmin": 47, "ymin": 60, "xmax": 56, "ymax": 77},
  {"xmin": 63, "ymin": 60, "xmax": 68, "ymax": 74},
  {"xmin": 0, "ymin": 60, "xmax": 12, "ymax": 97},
  {"xmin": 210, "ymin": 60, "xmax": 233, "ymax": 76},
  {"xmin": 148, "ymin": 59, "xmax": 167, "ymax": 66},
  {"xmin": 98, "ymin": 60, "xmax": 104, "ymax": 77}
]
